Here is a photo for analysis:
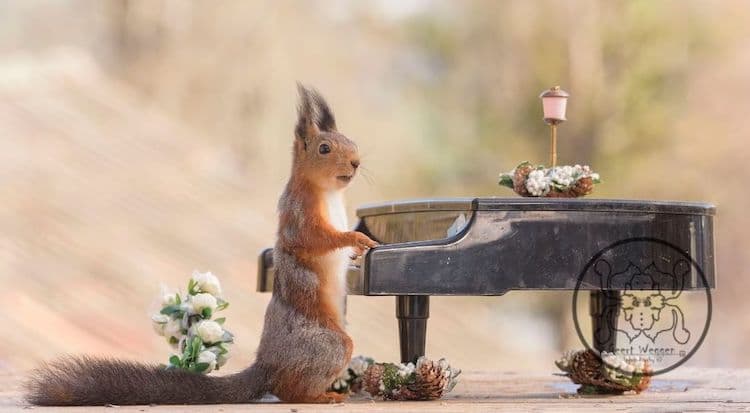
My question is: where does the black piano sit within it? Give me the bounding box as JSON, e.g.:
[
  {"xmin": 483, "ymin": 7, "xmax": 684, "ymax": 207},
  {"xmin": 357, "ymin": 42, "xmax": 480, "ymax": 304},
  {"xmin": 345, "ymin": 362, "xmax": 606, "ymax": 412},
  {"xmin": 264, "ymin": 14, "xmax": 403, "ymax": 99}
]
[{"xmin": 258, "ymin": 198, "xmax": 715, "ymax": 364}]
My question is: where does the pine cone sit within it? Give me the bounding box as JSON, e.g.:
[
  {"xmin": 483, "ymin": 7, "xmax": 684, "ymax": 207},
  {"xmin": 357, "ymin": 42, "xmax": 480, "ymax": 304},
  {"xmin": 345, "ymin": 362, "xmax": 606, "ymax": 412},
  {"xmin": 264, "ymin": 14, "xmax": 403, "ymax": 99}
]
[
  {"xmin": 388, "ymin": 387, "xmax": 420, "ymax": 401},
  {"xmin": 571, "ymin": 176, "xmax": 594, "ymax": 196},
  {"xmin": 566, "ymin": 350, "xmax": 651, "ymax": 394},
  {"xmin": 513, "ymin": 164, "xmax": 533, "ymax": 197},
  {"xmin": 362, "ymin": 364, "xmax": 385, "ymax": 397},
  {"xmin": 407, "ymin": 358, "xmax": 449, "ymax": 400},
  {"xmin": 568, "ymin": 350, "xmax": 610, "ymax": 389}
]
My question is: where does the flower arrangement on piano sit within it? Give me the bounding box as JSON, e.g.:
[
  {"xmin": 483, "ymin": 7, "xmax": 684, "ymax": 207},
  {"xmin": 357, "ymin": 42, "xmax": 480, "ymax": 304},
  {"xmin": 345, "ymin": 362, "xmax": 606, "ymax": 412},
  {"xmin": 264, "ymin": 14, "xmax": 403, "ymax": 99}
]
[
  {"xmin": 330, "ymin": 355, "xmax": 461, "ymax": 401},
  {"xmin": 499, "ymin": 86, "xmax": 601, "ymax": 198},
  {"xmin": 499, "ymin": 162, "xmax": 600, "ymax": 198},
  {"xmin": 151, "ymin": 271, "xmax": 233, "ymax": 374},
  {"xmin": 555, "ymin": 349, "xmax": 651, "ymax": 394}
]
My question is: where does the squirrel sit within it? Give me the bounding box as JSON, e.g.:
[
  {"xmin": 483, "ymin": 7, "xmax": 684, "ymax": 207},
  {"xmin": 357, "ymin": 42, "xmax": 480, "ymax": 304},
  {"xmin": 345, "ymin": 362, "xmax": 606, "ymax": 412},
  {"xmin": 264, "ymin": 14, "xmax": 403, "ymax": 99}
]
[{"xmin": 25, "ymin": 84, "xmax": 379, "ymax": 405}]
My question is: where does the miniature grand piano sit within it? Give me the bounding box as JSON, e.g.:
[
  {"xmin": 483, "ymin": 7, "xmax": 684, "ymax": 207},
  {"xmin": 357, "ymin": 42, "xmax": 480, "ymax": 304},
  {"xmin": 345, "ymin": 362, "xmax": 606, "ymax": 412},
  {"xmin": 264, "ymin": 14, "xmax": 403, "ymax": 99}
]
[{"xmin": 257, "ymin": 198, "xmax": 715, "ymax": 363}]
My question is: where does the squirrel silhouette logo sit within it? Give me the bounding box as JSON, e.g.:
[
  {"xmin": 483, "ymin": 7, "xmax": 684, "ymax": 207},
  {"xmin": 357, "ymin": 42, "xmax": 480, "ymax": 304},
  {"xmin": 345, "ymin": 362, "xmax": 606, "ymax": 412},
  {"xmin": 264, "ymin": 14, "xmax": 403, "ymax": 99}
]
[{"xmin": 595, "ymin": 260, "xmax": 691, "ymax": 346}]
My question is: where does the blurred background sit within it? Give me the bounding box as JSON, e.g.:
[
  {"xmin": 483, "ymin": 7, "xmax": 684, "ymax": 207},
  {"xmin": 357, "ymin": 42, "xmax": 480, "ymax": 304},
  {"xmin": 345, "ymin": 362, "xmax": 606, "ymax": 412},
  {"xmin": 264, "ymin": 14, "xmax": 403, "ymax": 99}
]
[{"xmin": 1, "ymin": 0, "xmax": 748, "ymax": 374}]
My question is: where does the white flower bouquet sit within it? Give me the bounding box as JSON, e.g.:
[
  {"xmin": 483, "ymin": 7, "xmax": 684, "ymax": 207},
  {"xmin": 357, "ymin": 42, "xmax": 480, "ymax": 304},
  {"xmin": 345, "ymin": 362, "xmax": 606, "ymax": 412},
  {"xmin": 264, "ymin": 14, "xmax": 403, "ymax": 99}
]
[
  {"xmin": 151, "ymin": 271, "xmax": 233, "ymax": 374},
  {"xmin": 499, "ymin": 162, "xmax": 601, "ymax": 198}
]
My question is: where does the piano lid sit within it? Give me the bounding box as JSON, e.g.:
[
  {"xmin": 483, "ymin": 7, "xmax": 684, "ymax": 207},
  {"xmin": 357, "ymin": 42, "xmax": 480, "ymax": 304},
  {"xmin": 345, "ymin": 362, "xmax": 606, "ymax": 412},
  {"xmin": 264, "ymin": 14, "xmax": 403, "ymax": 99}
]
[{"xmin": 357, "ymin": 197, "xmax": 715, "ymax": 217}]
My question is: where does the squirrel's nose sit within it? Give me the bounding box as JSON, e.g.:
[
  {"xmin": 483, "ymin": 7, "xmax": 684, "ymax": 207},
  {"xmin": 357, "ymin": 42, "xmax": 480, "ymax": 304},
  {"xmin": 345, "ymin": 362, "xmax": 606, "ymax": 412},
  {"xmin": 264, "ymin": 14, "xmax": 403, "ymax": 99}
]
[{"xmin": 351, "ymin": 159, "xmax": 360, "ymax": 169}]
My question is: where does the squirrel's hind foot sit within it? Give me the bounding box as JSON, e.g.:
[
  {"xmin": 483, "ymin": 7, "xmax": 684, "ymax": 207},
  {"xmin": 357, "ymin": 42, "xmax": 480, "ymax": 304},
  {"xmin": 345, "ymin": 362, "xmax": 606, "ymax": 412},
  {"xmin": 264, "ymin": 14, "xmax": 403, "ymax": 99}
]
[
  {"xmin": 285, "ymin": 391, "xmax": 347, "ymax": 404},
  {"xmin": 312, "ymin": 392, "xmax": 347, "ymax": 404}
]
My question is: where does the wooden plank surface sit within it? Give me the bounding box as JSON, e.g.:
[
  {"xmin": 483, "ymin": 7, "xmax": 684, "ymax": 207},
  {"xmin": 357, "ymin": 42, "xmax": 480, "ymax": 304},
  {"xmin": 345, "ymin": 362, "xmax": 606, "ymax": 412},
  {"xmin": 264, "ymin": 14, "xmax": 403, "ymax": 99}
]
[{"xmin": 2, "ymin": 368, "xmax": 748, "ymax": 412}]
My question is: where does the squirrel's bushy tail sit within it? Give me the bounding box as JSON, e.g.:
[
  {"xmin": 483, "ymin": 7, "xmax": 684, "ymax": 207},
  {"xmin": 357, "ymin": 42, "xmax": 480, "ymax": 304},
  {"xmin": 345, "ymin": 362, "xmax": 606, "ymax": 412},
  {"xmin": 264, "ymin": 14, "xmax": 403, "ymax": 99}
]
[{"xmin": 25, "ymin": 356, "xmax": 270, "ymax": 406}]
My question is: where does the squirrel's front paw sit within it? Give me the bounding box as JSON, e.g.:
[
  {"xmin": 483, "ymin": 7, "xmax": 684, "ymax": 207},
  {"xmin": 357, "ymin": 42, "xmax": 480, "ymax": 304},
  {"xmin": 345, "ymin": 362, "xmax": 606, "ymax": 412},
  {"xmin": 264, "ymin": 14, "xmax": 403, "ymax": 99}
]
[{"xmin": 350, "ymin": 231, "xmax": 378, "ymax": 257}]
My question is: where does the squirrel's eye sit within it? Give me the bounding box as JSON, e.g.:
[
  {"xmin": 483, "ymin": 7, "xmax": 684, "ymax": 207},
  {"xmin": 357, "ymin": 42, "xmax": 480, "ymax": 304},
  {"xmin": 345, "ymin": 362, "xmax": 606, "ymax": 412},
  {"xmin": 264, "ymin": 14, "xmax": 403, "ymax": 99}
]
[{"xmin": 318, "ymin": 143, "xmax": 331, "ymax": 154}]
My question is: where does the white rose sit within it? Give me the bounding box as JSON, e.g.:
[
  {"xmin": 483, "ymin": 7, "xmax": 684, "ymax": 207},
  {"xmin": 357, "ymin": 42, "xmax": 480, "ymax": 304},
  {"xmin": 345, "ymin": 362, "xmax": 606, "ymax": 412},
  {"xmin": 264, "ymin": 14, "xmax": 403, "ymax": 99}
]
[
  {"xmin": 526, "ymin": 170, "xmax": 550, "ymax": 196},
  {"xmin": 397, "ymin": 362, "xmax": 415, "ymax": 377},
  {"xmin": 196, "ymin": 320, "xmax": 224, "ymax": 344},
  {"xmin": 197, "ymin": 350, "xmax": 217, "ymax": 372},
  {"xmin": 634, "ymin": 360, "xmax": 645, "ymax": 372},
  {"xmin": 191, "ymin": 293, "xmax": 217, "ymax": 314},
  {"xmin": 602, "ymin": 354, "xmax": 617, "ymax": 367},
  {"xmin": 550, "ymin": 167, "xmax": 573, "ymax": 186},
  {"xmin": 349, "ymin": 356, "xmax": 370, "ymax": 376},
  {"xmin": 180, "ymin": 301, "xmax": 195, "ymax": 315},
  {"xmin": 163, "ymin": 318, "xmax": 183, "ymax": 341},
  {"xmin": 192, "ymin": 271, "xmax": 222, "ymax": 297},
  {"xmin": 151, "ymin": 314, "xmax": 169, "ymax": 336},
  {"xmin": 162, "ymin": 293, "xmax": 178, "ymax": 306}
]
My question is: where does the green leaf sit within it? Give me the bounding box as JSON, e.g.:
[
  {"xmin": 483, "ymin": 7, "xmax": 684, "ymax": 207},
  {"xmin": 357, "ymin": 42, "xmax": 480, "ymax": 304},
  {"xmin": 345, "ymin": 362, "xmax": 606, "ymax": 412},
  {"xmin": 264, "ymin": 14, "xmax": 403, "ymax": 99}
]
[
  {"xmin": 214, "ymin": 317, "xmax": 226, "ymax": 325},
  {"xmin": 169, "ymin": 355, "xmax": 181, "ymax": 367},
  {"xmin": 175, "ymin": 293, "xmax": 182, "ymax": 305},
  {"xmin": 160, "ymin": 305, "xmax": 182, "ymax": 315},
  {"xmin": 498, "ymin": 174, "xmax": 514, "ymax": 188},
  {"xmin": 194, "ymin": 362, "xmax": 210, "ymax": 373},
  {"xmin": 191, "ymin": 336, "xmax": 203, "ymax": 358},
  {"xmin": 216, "ymin": 302, "xmax": 229, "ymax": 311},
  {"xmin": 188, "ymin": 279, "xmax": 198, "ymax": 295},
  {"xmin": 201, "ymin": 307, "xmax": 212, "ymax": 319},
  {"xmin": 207, "ymin": 344, "xmax": 228, "ymax": 355},
  {"xmin": 516, "ymin": 161, "xmax": 532, "ymax": 168}
]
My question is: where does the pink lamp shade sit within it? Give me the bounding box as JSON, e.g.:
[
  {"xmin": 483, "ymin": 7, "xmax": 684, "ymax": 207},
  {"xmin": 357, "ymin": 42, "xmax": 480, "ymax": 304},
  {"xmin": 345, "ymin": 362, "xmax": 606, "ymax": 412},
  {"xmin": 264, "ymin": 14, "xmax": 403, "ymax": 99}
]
[{"xmin": 539, "ymin": 86, "xmax": 569, "ymax": 124}]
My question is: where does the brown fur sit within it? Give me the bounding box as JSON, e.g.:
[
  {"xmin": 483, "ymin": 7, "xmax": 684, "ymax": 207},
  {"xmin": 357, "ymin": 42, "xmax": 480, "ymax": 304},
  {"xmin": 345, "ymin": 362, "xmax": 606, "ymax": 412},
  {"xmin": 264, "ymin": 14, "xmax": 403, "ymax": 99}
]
[{"xmin": 24, "ymin": 85, "xmax": 376, "ymax": 406}]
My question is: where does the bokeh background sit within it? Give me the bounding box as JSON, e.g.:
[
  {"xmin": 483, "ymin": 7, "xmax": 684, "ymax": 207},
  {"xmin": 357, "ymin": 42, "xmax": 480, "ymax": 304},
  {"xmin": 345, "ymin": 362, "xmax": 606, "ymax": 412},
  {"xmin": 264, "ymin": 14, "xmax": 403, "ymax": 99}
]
[{"xmin": 1, "ymin": 0, "xmax": 749, "ymax": 374}]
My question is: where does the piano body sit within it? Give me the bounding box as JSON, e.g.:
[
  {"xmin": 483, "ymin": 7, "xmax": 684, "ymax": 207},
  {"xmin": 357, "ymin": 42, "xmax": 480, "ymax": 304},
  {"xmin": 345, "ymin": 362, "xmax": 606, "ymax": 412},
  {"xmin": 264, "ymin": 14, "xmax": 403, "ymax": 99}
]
[{"xmin": 258, "ymin": 198, "xmax": 715, "ymax": 363}]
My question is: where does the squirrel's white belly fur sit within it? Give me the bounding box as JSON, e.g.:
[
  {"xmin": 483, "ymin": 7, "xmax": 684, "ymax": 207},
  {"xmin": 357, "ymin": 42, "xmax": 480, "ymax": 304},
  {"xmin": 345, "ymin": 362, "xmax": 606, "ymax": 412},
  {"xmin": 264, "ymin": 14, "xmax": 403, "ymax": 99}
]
[{"xmin": 323, "ymin": 190, "xmax": 350, "ymax": 320}]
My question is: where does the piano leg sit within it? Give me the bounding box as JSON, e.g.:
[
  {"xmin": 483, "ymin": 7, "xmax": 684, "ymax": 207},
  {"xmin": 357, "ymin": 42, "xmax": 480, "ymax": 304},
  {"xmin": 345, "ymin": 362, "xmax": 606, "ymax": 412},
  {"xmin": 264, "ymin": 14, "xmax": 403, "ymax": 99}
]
[
  {"xmin": 590, "ymin": 290, "xmax": 621, "ymax": 354},
  {"xmin": 396, "ymin": 295, "xmax": 430, "ymax": 363}
]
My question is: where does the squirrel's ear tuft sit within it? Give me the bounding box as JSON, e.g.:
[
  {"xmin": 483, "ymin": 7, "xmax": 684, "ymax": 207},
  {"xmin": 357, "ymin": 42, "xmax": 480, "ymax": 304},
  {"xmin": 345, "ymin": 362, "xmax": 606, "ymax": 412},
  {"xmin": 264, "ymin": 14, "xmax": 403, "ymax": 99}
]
[
  {"xmin": 295, "ymin": 83, "xmax": 320, "ymax": 144},
  {"xmin": 309, "ymin": 89, "xmax": 337, "ymax": 132}
]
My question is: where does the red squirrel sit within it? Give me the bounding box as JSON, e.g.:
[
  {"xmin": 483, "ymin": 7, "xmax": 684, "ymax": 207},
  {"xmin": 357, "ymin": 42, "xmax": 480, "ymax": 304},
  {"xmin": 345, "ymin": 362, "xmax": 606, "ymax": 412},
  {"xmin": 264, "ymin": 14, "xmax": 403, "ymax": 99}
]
[{"xmin": 25, "ymin": 85, "xmax": 378, "ymax": 405}]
